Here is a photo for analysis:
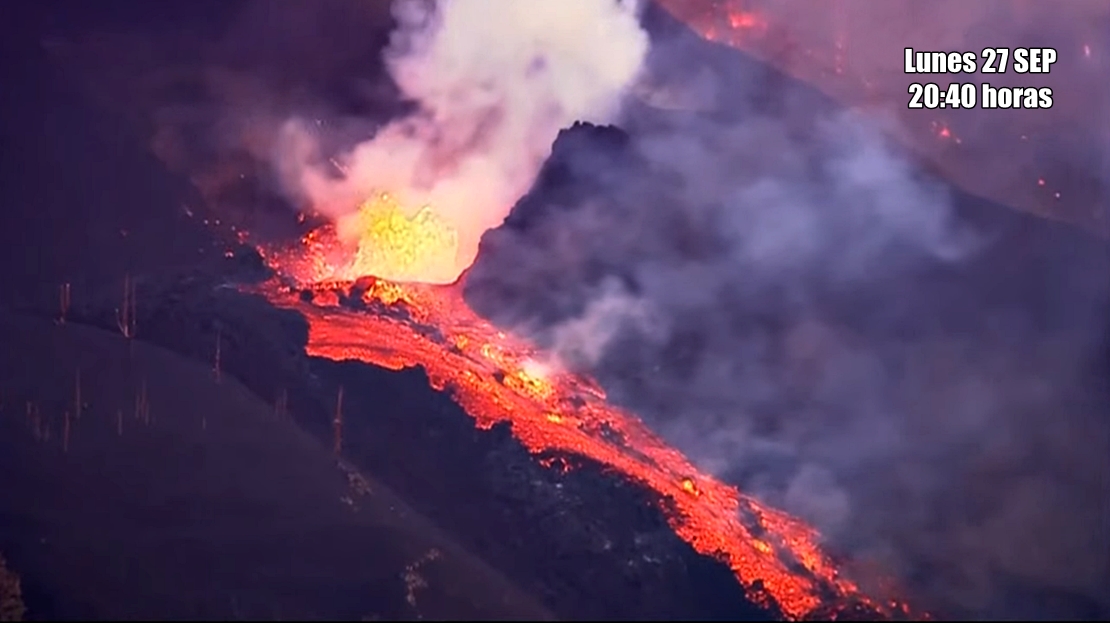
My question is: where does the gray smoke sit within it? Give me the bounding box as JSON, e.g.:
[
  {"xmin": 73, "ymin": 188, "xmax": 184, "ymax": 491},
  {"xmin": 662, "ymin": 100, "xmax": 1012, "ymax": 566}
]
[{"xmin": 466, "ymin": 10, "xmax": 1110, "ymax": 618}]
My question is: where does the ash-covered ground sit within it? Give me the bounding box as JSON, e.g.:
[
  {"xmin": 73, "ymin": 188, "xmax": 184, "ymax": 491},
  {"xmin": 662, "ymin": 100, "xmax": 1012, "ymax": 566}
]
[{"xmin": 0, "ymin": 309, "xmax": 557, "ymax": 621}]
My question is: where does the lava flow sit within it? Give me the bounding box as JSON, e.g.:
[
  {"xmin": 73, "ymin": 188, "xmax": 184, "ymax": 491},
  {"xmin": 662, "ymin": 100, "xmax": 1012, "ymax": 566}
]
[{"xmin": 245, "ymin": 221, "xmax": 916, "ymax": 620}]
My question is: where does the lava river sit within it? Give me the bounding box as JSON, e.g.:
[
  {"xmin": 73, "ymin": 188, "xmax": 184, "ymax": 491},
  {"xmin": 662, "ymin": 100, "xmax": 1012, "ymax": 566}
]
[{"xmin": 246, "ymin": 229, "xmax": 917, "ymax": 621}]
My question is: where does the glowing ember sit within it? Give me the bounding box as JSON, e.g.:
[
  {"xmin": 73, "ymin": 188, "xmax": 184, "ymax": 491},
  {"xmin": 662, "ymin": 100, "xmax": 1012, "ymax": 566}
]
[
  {"xmin": 681, "ymin": 477, "xmax": 700, "ymax": 496},
  {"xmin": 656, "ymin": 0, "xmax": 767, "ymax": 41},
  {"xmin": 928, "ymin": 121, "xmax": 962, "ymax": 145},
  {"xmin": 246, "ymin": 226, "xmax": 919, "ymax": 619},
  {"xmin": 727, "ymin": 9, "xmax": 764, "ymax": 31}
]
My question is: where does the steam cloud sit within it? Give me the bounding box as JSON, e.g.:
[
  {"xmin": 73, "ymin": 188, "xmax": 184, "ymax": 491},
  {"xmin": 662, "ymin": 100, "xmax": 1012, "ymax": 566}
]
[
  {"xmin": 274, "ymin": 0, "xmax": 650, "ymax": 283},
  {"xmin": 465, "ymin": 7, "xmax": 1110, "ymax": 618}
]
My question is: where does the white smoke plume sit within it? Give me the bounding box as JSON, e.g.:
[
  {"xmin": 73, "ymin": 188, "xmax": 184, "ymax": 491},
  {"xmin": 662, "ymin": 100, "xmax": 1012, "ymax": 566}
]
[
  {"xmin": 275, "ymin": 0, "xmax": 650, "ymax": 283},
  {"xmin": 545, "ymin": 276, "xmax": 665, "ymax": 370}
]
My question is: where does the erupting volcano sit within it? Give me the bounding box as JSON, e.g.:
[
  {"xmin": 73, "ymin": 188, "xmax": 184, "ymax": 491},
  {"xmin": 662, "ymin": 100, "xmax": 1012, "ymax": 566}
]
[
  {"xmin": 4, "ymin": 0, "xmax": 1109, "ymax": 619},
  {"xmin": 241, "ymin": 210, "xmax": 917, "ymax": 620},
  {"xmin": 213, "ymin": 0, "xmax": 949, "ymax": 616}
]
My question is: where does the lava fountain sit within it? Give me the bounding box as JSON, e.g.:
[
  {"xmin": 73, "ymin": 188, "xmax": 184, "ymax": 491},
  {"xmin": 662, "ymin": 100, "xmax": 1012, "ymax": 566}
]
[
  {"xmin": 338, "ymin": 192, "xmax": 460, "ymax": 284},
  {"xmin": 241, "ymin": 204, "xmax": 919, "ymax": 620}
]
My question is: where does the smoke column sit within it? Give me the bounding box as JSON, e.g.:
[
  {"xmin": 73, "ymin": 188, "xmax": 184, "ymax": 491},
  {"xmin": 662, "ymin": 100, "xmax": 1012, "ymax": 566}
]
[{"xmin": 275, "ymin": 0, "xmax": 649, "ymax": 283}]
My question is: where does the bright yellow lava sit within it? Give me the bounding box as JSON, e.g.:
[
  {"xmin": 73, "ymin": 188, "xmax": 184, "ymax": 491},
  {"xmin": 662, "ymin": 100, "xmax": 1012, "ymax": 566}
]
[{"xmin": 342, "ymin": 193, "xmax": 460, "ymax": 284}]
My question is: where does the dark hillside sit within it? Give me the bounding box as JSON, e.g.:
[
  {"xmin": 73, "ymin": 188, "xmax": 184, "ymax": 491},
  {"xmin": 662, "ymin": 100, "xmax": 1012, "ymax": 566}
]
[{"xmin": 0, "ymin": 313, "xmax": 553, "ymax": 621}]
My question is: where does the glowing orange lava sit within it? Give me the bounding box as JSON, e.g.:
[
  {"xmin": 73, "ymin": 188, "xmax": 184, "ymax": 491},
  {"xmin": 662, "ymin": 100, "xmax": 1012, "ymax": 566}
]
[{"xmin": 246, "ymin": 227, "xmax": 919, "ymax": 620}]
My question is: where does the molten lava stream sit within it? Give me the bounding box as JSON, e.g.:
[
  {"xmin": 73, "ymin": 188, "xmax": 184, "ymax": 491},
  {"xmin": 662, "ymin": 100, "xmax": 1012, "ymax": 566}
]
[{"xmin": 249, "ymin": 262, "xmax": 910, "ymax": 619}]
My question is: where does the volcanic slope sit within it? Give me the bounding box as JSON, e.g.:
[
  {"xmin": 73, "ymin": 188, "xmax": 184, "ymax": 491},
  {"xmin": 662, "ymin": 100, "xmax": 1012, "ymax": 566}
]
[
  {"xmin": 49, "ymin": 267, "xmax": 773, "ymax": 621},
  {"xmin": 0, "ymin": 312, "xmax": 554, "ymax": 621}
]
